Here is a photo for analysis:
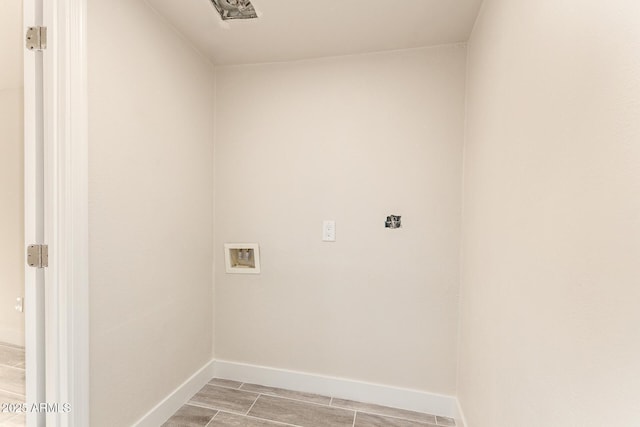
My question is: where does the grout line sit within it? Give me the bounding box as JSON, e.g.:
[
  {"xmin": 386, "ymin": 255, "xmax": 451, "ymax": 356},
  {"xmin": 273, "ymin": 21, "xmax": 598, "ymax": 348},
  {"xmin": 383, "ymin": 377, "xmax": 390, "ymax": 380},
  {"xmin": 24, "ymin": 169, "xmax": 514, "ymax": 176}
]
[
  {"xmin": 366, "ymin": 411, "xmax": 435, "ymax": 425},
  {"xmin": 328, "ymin": 397, "xmax": 439, "ymax": 425},
  {"xmin": 218, "ymin": 391, "xmax": 356, "ymax": 426},
  {"xmin": 185, "ymin": 401, "xmax": 248, "ymax": 415},
  {"xmin": 244, "ymin": 393, "xmax": 358, "ymax": 426},
  {"xmin": 199, "ymin": 383, "xmax": 260, "ymax": 402},
  {"xmin": 0, "ymin": 365, "xmax": 25, "ymax": 372},
  {"xmin": 183, "ymin": 382, "xmax": 441, "ymax": 426},
  {"xmin": 0, "ymin": 388, "xmax": 25, "ymax": 397},
  {"xmin": 208, "ymin": 384, "xmax": 331, "ymax": 408},
  {"xmin": 0, "ymin": 388, "xmax": 25, "ymax": 399},
  {"xmin": 184, "ymin": 402, "xmax": 215, "ymax": 411},
  {"xmin": 329, "ymin": 404, "xmax": 437, "ymax": 425},
  {"xmin": 239, "ymin": 385, "xmax": 332, "ymax": 405},
  {"xmin": 244, "ymin": 393, "xmax": 261, "ymax": 416},
  {"xmin": 244, "ymin": 414, "xmax": 303, "ymax": 427},
  {"xmin": 216, "ymin": 384, "xmax": 438, "ymax": 424},
  {"xmin": 0, "ymin": 343, "xmax": 25, "ymax": 351},
  {"xmin": 207, "ymin": 378, "xmax": 245, "ymax": 390},
  {"xmin": 0, "ymin": 359, "xmax": 25, "ymax": 366},
  {"xmin": 237, "ymin": 382, "xmax": 328, "ymax": 401},
  {"xmin": 204, "ymin": 409, "xmax": 219, "ymax": 427},
  {"xmin": 253, "ymin": 393, "xmax": 343, "ymax": 410},
  {"xmin": 0, "ymin": 366, "xmax": 26, "ymax": 371},
  {"xmin": 207, "ymin": 382, "xmax": 244, "ymax": 391},
  {"xmin": 181, "ymin": 401, "xmax": 214, "ymax": 411},
  {"xmin": 435, "ymin": 415, "xmax": 457, "ymax": 427},
  {"xmin": 209, "ymin": 410, "xmax": 303, "ymax": 427}
]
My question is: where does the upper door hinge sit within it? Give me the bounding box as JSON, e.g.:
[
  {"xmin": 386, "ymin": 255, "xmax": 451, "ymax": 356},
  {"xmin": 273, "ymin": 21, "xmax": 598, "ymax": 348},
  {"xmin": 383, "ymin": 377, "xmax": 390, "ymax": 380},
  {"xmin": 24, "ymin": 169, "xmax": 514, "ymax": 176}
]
[
  {"xmin": 26, "ymin": 26, "xmax": 47, "ymax": 51},
  {"xmin": 27, "ymin": 244, "xmax": 48, "ymax": 268}
]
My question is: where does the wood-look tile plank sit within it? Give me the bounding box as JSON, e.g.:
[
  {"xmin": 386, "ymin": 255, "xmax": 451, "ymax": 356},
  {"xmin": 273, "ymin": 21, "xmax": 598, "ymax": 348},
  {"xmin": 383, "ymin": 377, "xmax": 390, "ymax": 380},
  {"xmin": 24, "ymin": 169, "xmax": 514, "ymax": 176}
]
[
  {"xmin": 209, "ymin": 411, "xmax": 291, "ymax": 426},
  {"xmin": 436, "ymin": 415, "xmax": 456, "ymax": 426},
  {"xmin": 355, "ymin": 412, "xmax": 437, "ymax": 427},
  {"xmin": 0, "ymin": 346, "xmax": 25, "ymax": 368},
  {"xmin": 248, "ymin": 395, "xmax": 354, "ymax": 427},
  {"xmin": 0, "ymin": 390, "xmax": 24, "ymax": 404},
  {"xmin": 240, "ymin": 383, "xmax": 331, "ymax": 405},
  {"xmin": 189, "ymin": 385, "xmax": 258, "ymax": 414},
  {"xmin": 0, "ymin": 412, "xmax": 19, "ymax": 424},
  {"xmin": 0, "ymin": 366, "xmax": 25, "ymax": 396},
  {"xmin": 162, "ymin": 404, "xmax": 217, "ymax": 427},
  {"xmin": 331, "ymin": 398, "xmax": 436, "ymax": 425},
  {"xmin": 209, "ymin": 378, "xmax": 244, "ymax": 389},
  {"xmin": 0, "ymin": 389, "xmax": 24, "ymax": 422},
  {"xmin": 0, "ymin": 343, "xmax": 22, "ymax": 350},
  {"xmin": 2, "ymin": 412, "xmax": 26, "ymax": 426}
]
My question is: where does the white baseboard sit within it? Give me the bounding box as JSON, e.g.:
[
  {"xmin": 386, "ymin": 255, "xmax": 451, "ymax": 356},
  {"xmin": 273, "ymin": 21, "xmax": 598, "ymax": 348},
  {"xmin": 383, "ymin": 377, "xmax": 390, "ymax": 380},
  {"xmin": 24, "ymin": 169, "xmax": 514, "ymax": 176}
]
[
  {"xmin": 213, "ymin": 360, "xmax": 458, "ymax": 419},
  {"xmin": 133, "ymin": 359, "xmax": 215, "ymax": 427}
]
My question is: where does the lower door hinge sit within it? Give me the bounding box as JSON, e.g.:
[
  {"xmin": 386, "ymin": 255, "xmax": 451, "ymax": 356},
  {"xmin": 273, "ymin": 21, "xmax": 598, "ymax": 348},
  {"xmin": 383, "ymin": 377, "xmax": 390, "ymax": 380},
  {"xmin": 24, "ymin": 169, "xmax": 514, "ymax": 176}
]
[
  {"xmin": 26, "ymin": 26, "xmax": 47, "ymax": 51},
  {"xmin": 27, "ymin": 244, "xmax": 48, "ymax": 268}
]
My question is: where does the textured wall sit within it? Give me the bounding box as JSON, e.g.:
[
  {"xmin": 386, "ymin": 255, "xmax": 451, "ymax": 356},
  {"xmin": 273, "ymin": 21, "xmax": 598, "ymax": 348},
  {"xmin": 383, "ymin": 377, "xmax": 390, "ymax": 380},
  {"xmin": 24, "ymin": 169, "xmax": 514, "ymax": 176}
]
[
  {"xmin": 215, "ymin": 45, "xmax": 466, "ymax": 395},
  {"xmin": 459, "ymin": 0, "xmax": 640, "ymax": 425},
  {"xmin": 88, "ymin": 0, "xmax": 215, "ymax": 424}
]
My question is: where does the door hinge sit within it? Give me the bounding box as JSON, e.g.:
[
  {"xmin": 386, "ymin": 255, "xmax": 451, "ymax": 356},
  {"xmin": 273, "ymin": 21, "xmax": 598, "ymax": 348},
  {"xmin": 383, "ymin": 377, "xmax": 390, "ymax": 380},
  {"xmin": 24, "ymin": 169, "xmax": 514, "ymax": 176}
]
[
  {"xmin": 26, "ymin": 26, "xmax": 47, "ymax": 51},
  {"xmin": 27, "ymin": 244, "xmax": 48, "ymax": 268}
]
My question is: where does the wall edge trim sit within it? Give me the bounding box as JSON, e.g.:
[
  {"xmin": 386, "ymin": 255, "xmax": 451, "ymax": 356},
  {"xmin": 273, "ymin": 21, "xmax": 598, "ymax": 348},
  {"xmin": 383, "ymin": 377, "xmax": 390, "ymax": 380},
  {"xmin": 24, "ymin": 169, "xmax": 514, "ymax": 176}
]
[
  {"xmin": 213, "ymin": 359, "xmax": 458, "ymax": 418},
  {"xmin": 456, "ymin": 397, "xmax": 468, "ymax": 427}
]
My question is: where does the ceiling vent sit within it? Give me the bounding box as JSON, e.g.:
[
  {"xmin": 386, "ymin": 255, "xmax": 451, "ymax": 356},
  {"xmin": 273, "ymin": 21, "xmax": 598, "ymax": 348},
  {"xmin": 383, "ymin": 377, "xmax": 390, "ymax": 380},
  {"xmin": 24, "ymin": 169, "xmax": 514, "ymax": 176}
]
[{"xmin": 211, "ymin": 0, "xmax": 258, "ymax": 20}]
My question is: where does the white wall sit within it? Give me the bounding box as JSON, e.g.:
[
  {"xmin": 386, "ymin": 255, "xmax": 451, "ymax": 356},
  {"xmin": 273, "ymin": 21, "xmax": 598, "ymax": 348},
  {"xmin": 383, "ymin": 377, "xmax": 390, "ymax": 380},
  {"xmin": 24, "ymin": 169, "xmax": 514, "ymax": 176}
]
[
  {"xmin": 459, "ymin": 0, "xmax": 640, "ymax": 425},
  {"xmin": 0, "ymin": 0, "xmax": 24, "ymax": 347},
  {"xmin": 214, "ymin": 45, "xmax": 466, "ymax": 395},
  {"xmin": 87, "ymin": 0, "xmax": 215, "ymax": 424}
]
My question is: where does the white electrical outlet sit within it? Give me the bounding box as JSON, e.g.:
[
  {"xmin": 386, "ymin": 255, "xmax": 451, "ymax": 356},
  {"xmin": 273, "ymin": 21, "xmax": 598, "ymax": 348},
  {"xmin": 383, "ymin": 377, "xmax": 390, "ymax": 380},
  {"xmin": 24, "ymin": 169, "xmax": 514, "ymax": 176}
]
[
  {"xmin": 322, "ymin": 220, "xmax": 336, "ymax": 242},
  {"xmin": 15, "ymin": 297, "xmax": 23, "ymax": 313}
]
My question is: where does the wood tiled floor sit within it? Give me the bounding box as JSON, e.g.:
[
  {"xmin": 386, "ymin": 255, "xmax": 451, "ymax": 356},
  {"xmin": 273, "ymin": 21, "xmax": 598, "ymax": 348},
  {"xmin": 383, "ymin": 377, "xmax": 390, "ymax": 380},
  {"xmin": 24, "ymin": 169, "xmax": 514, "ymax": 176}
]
[
  {"xmin": 164, "ymin": 379, "xmax": 456, "ymax": 427},
  {"xmin": 0, "ymin": 342, "xmax": 25, "ymax": 427}
]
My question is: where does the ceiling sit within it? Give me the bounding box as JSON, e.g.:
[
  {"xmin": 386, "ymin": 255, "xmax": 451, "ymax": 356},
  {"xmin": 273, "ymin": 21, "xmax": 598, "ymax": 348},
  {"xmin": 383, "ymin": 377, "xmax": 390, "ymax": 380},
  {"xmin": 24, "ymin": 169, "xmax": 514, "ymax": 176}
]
[{"xmin": 144, "ymin": 0, "xmax": 484, "ymax": 66}]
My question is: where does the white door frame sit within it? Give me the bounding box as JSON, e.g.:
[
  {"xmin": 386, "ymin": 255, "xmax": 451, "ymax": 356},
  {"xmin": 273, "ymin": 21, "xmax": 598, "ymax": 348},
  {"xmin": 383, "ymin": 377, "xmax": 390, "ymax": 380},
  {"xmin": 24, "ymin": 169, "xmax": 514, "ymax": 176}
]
[
  {"xmin": 24, "ymin": 0, "xmax": 46, "ymax": 425},
  {"xmin": 25, "ymin": 0, "xmax": 89, "ymax": 425}
]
